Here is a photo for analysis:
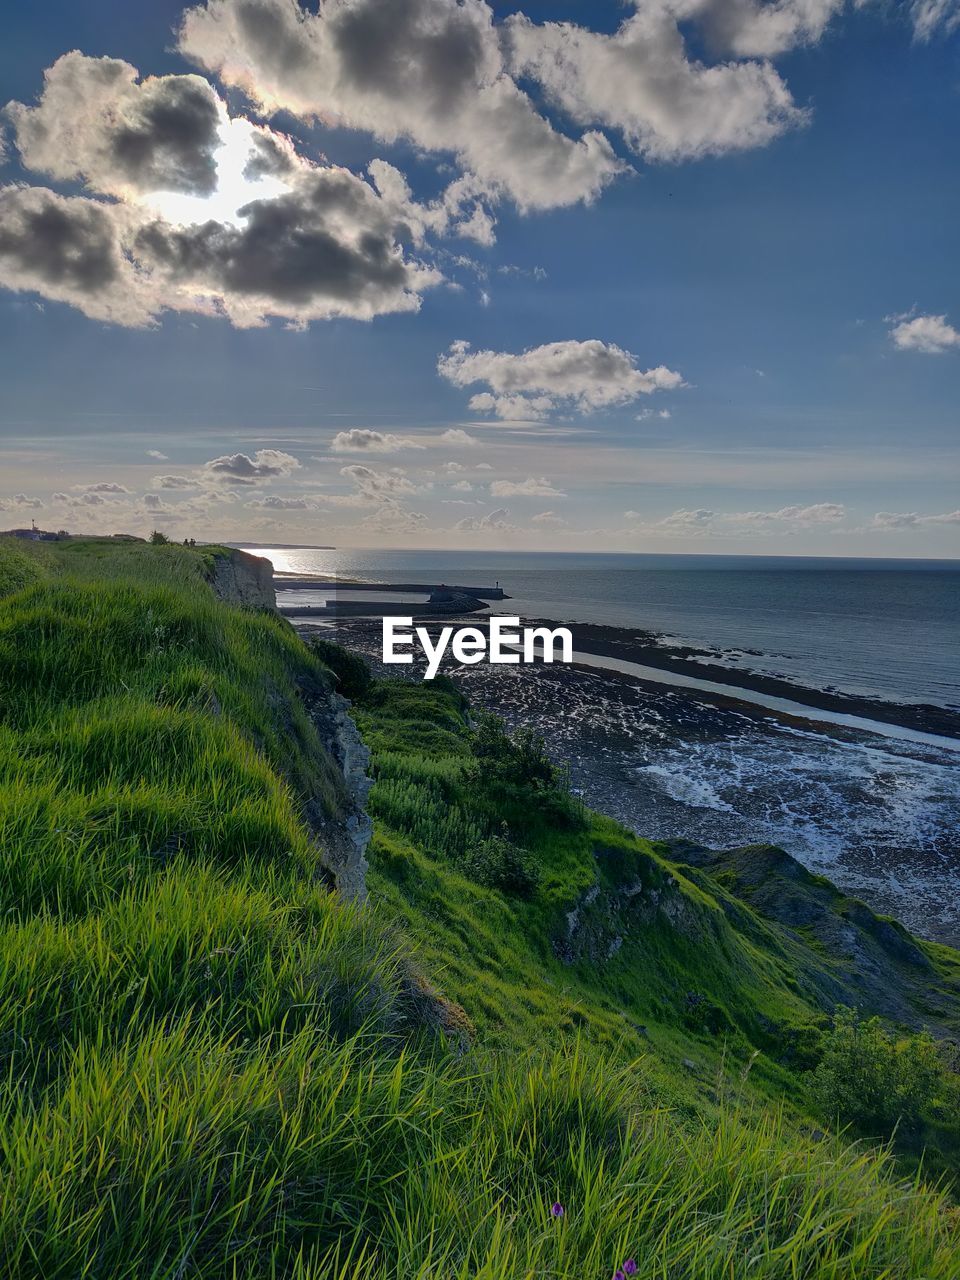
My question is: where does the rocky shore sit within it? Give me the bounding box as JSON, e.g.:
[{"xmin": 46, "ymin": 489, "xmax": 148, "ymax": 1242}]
[{"xmin": 297, "ymin": 614, "xmax": 960, "ymax": 946}]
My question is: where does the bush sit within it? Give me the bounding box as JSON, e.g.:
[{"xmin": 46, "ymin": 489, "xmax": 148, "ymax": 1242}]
[
  {"xmin": 308, "ymin": 637, "xmax": 372, "ymax": 700},
  {"xmin": 149, "ymin": 530, "xmax": 169, "ymax": 545},
  {"xmin": 468, "ymin": 713, "xmax": 556, "ymax": 789},
  {"xmin": 0, "ymin": 540, "xmax": 45, "ymax": 599},
  {"xmin": 811, "ymin": 1007, "xmax": 944, "ymax": 1136},
  {"xmin": 460, "ymin": 829, "xmax": 540, "ymax": 899}
]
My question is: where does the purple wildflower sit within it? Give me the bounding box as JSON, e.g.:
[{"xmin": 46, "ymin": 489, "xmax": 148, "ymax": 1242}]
[
  {"xmin": 623, "ymin": 1262, "xmax": 637, "ymax": 1276},
  {"xmin": 613, "ymin": 1271, "xmax": 625, "ymax": 1280},
  {"xmin": 550, "ymin": 1202, "xmax": 564, "ymax": 1218}
]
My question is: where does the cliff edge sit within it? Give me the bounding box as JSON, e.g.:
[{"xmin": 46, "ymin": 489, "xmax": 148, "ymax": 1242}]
[{"xmin": 207, "ymin": 547, "xmax": 276, "ymax": 610}]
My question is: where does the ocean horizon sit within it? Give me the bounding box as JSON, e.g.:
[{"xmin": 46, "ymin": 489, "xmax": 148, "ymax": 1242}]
[
  {"xmin": 261, "ymin": 545, "xmax": 960, "ymax": 943},
  {"xmin": 256, "ymin": 546, "xmax": 960, "ymax": 712}
]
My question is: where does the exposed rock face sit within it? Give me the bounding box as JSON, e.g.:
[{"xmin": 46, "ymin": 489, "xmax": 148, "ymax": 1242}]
[
  {"xmin": 554, "ymin": 856, "xmax": 710, "ymax": 965},
  {"xmin": 667, "ymin": 841, "xmax": 953, "ymax": 1035},
  {"xmin": 324, "ymin": 693, "xmax": 373, "ymax": 903},
  {"xmin": 208, "ymin": 548, "xmax": 276, "ymax": 610},
  {"xmin": 303, "ymin": 689, "xmax": 373, "ymax": 904}
]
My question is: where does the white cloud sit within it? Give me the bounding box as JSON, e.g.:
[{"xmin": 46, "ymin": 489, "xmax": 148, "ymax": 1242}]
[
  {"xmin": 872, "ymin": 509, "xmax": 960, "ymax": 529},
  {"xmin": 674, "ymin": 0, "xmax": 846, "ymax": 60},
  {"xmin": 339, "ymin": 464, "xmax": 418, "ymax": 497},
  {"xmin": 359, "ymin": 504, "xmax": 429, "ymax": 533},
  {"xmin": 245, "ymin": 493, "xmax": 323, "ymax": 509},
  {"xmin": 439, "ymin": 338, "xmax": 683, "ymax": 420},
  {"xmin": 323, "ymin": 493, "xmax": 375, "ymax": 509},
  {"xmin": 455, "ymin": 506, "xmax": 511, "ymax": 532},
  {"xmin": 178, "ymin": 0, "xmax": 623, "ymax": 213},
  {"xmin": 624, "ymin": 502, "xmax": 846, "ymax": 536},
  {"xmin": 506, "ymin": 4, "xmax": 807, "ymax": 164},
  {"xmin": 490, "ymin": 476, "xmax": 566, "ymax": 498},
  {"xmin": 174, "ymin": 0, "xmax": 848, "ymax": 215},
  {"xmin": 330, "ymin": 428, "xmax": 424, "ymax": 453},
  {"xmin": 624, "ymin": 504, "xmax": 716, "ymax": 529},
  {"xmin": 6, "ymin": 493, "xmax": 45, "ymax": 510},
  {"xmin": 74, "ymin": 481, "xmax": 131, "ymax": 494},
  {"xmin": 5, "ymin": 51, "xmax": 223, "ymax": 200},
  {"xmin": 50, "ymin": 489, "xmax": 108, "ymax": 510},
  {"xmin": 911, "ymin": 0, "xmax": 960, "ymax": 40},
  {"xmin": 530, "ymin": 510, "xmax": 567, "ymax": 527},
  {"xmin": 320, "ymin": 461, "xmax": 430, "ymax": 530},
  {"xmin": 154, "ymin": 474, "xmax": 206, "ymax": 490},
  {"xmin": 731, "ymin": 502, "xmax": 846, "ymax": 525},
  {"xmin": 439, "ymin": 428, "xmax": 479, "ymax": 446},
  {"xmin": 889, "ymin": 313, "xmax": 960, "ymax": 354},
  {"xmin": 146, "ymin": 450, "xmax": 169, "ymax": 460},
  {"xmin": 450, "ymin": 480, "xmax": 473, "ymax": 492}
]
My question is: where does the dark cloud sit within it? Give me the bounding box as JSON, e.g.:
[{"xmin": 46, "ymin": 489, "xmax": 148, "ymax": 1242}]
[
  {"xmin": 242, "ymin": 127, "xmax": 297, "ymax": 179},
  {"xmin": 135, "ymin": 168, "xmax": 436, "ymax": 321},
  {"xmin": 109, "ymin": 75, "xmax": 221, "ymax": 195},
  {"xmin": 202, "ymin": 448, "xmax": 301, "ymax": 482},
  {"xmin": 0, "ymin": 185, "xmax": 153, "ymax": 324},
  {"xmin": 330, "ymin": 428, "xmax": 423, "ymax": 453},
  {"xmin": 0, "ymin": 186, "xmax": 120, "ymax": 293},
  {"xmin": 331, "ymin": 0, "xmax": 488, "ymax": 119}
]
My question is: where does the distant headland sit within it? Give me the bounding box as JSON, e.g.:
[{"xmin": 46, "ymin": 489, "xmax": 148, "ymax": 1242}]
[{"xmin": 224, "ymin": 541, "xmax": 336, "ymax": 550}]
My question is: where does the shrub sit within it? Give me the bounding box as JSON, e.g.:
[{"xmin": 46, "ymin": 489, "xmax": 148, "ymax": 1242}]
[
  {"xmin": 0, "ymin": 540, "xmax": 45, "ymax": 599},
  {"xmin": 308, "ymin": 636, "xmax": 373, "ymax": 700},
  {"xmin": 469, "ymin": 713, "xmax": 556, "ymax": 789},
  {"xmin": 460, "ymin": 829, "xmax": 540, "ymax": 899},
  {"xmin": 811, "ymin": 1007, "xmax": 944, "ymax": 1136}
]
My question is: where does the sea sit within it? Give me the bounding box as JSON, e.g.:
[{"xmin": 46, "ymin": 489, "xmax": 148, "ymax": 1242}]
[{"xmin": 252, "ymin": 548, "xmax": 960, "ymax": 943}]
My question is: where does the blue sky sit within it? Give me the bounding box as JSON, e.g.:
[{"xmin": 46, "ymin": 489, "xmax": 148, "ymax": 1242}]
[{"xmin": 0, "ymin": 0, "xmax": 958, "ymax": 552}]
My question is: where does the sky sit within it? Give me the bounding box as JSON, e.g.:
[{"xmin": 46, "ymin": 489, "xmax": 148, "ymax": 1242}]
[{"xmin": 0, "ymin": 0, "xmax": 958, "ymax": 554}]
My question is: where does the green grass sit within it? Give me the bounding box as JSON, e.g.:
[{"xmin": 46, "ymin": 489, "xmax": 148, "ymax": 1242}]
[
  {"xmin": 0, "ymin": 539, "xmax": 958, "ymax": 1278},
  {"xmin": 354, "ymin": 671, "xmax": 960, "ymax": 1179}
]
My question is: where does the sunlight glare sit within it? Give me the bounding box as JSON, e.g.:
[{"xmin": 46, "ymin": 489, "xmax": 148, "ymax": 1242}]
[{"xmin": 141, "ymin": 116, "xmax": 292, "ymax": 227}]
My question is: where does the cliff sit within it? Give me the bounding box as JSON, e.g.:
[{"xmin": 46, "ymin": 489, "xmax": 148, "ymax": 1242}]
[{"xmin": 206, "ymin": 546, "xmax": 276, "ymax": 610}]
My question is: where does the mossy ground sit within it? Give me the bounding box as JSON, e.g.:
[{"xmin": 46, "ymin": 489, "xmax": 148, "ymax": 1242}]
[{"xmin": 0, "ymin": 537, "xmax": 958, "ymax": 1278}]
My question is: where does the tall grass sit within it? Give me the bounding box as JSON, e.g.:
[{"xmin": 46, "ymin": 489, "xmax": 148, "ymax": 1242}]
[
  {"xmin": 2, "ymin": 1036, "xmax": 957, "ymax": 1278},
  {"xmin": 0, "ymin": 543, "xmax": 958, "ymax": 1277}
]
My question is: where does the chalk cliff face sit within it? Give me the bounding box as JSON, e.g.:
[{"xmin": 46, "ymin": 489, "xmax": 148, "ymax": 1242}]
[
  {"xmin": 207, "ymin": 548, "xmax": 276, "ymax": 610},
  {"xmin": 307, "ymin": 691, "xmax": 373, "ymax": 904}
]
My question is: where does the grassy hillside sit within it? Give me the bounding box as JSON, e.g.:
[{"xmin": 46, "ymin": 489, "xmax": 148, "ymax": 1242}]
[
  {"xmin": 1, "ymin": 537, "xmax": 958, "ymax": 1278},
  {"xmin": 352, "ymin": 670, "xmax": 960, "ymax": 1168}
]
